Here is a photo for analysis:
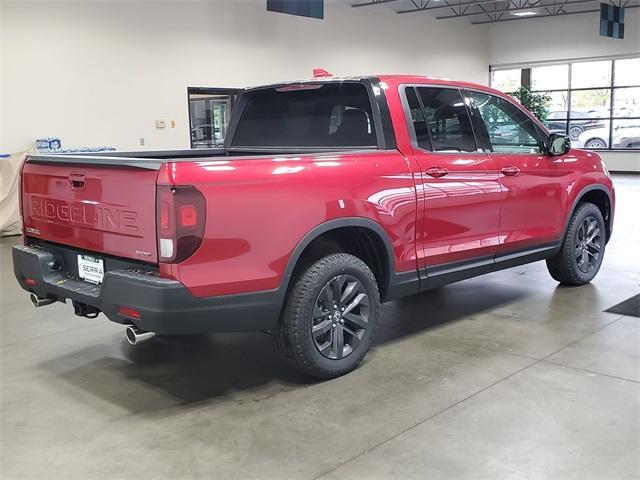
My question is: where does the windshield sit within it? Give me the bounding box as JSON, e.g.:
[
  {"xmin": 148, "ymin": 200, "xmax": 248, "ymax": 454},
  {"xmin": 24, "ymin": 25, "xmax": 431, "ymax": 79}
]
[{"xmin": 230, "ymin": 82, "xmax": 377, "ymax": 148}]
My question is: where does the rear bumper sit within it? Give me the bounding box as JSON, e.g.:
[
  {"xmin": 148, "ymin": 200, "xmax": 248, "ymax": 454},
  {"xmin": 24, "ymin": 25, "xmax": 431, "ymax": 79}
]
[{"xmin": 12, "ymin": 245, "xmax": 281, "ymax": 334}]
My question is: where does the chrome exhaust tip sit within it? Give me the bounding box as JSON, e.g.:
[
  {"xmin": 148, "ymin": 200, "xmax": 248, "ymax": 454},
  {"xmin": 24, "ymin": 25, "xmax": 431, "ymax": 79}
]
[
  {"xmin": 125, "ymin": 325, "xmax": 156, "ymax": 346},
  {"xmin": 30, "ymin": 293, "xmax": 55, "ymax": 308}
]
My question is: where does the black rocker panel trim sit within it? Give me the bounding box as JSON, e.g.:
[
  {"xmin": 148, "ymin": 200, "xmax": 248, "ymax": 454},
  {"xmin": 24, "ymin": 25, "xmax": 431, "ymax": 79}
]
[{"xmin": 421, "ymin": 243, "xmax": 560, "ymax": 290}]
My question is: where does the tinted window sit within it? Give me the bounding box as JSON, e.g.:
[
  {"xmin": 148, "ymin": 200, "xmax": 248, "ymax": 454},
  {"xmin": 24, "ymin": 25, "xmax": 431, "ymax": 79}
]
[
  {"xmin": 405, "ymin": 87, "xmax": 431, "ymax": 150},
  {"xmin": 417, "ymin": 88, "xmax": 477, "ymax": 152},
  {"xmin": 469, "ymin": 92, "xmax": 543, "ymax": 154},
  {"xmin": 231, "ymin": 83, "xmax": 376, "ymax": 148}
]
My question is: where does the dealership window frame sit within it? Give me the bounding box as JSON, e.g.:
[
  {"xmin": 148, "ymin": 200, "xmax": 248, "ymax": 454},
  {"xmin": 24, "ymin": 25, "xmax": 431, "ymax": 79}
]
[
  {"xmin": 489, "ymin": 56, "xmax": 640, "ymax": 152},
  {"xmin": 187, "ymin": 87, "xmax": 240, "ymax": 149}
]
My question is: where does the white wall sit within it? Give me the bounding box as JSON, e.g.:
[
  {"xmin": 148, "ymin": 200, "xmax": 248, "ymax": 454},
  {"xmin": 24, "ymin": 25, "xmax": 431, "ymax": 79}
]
[
  {"xmin": 489, "ymin": 9, "xmax": 640, "ymax": 65},
  {"xmin": 598, "ymin": 151, "xmax": 640, "ymax": 172},
  {"xmin": 0, "ymin": 0, "xmax": 489, "ymax": 153},
  {"xmin": 489, "ymin": 10, "xmax": 640, "ymax": 172}
]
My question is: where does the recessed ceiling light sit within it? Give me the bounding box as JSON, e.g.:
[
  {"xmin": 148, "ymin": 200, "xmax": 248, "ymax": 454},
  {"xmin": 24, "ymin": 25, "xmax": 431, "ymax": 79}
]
[{"xmin": 511, "ymin": 11, "xmax": 538, "ymax": 16}]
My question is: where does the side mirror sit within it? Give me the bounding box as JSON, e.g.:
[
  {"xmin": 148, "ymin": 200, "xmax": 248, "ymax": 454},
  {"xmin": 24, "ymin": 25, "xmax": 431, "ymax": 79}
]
[{"xmin": 548, "ymin": 133, "xmax": 571, "ymax": 156}]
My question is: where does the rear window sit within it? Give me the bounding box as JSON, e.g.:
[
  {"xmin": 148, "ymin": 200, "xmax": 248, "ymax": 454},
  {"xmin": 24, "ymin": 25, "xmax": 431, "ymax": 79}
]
[{"xmin": 230, "ymin": 82, "xmax": 377, "ymax": 148}]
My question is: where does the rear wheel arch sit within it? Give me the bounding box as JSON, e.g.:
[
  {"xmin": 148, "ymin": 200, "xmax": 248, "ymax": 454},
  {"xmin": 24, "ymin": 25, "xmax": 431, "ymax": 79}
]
[{"xmin": 280, "ymin": 218, "xmax": 395, "ymax": 303}]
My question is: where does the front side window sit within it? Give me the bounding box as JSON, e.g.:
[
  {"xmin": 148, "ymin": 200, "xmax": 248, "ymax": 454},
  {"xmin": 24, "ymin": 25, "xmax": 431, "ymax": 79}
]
[
  {"xmin": 469, "ymin": 92, "xmax": 543, "ymax": 154},
  {"xmin": 231, "ymin": 82, "xmax": 376, "ymax": 148},
  {"xmin": 416, "ymin": 87, "xmax": 477, "ymax": 152}
]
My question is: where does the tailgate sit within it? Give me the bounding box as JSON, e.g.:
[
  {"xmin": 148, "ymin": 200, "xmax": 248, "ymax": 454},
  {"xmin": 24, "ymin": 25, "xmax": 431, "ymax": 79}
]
[{"xmin": 21, "ymin": 159, "xmax": 159, "ymax": 263}]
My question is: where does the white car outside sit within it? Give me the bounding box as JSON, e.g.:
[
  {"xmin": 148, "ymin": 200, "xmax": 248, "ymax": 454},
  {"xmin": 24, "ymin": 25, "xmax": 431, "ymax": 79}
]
[{"xmin": 576, "ymin": 122, "xmax": 640, "ymax": 149}]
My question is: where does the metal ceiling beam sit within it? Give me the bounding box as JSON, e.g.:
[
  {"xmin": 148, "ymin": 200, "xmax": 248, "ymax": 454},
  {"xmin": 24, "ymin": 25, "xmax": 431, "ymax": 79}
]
[
  {"xmin": 398, "ymin": 0, "xmax": 513, "ymax": 13},
  {"xmin": 352, "ymin": 0, "xmax": 401, "ymax": 7},
  {"xmin": 435, "ymin": 0, "xmax": 600, "ymax": 19},
  {"xmin": 471, "ymin": 2, "xmax": 638, "ymax": 22},
  {"xmin": 352, "ymin": 0, "xmax": 638, "ymax": 23}
]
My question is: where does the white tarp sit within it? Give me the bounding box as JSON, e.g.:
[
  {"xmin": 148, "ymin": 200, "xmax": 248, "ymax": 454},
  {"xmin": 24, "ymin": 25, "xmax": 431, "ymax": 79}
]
[{"xmin": 0, "ymin": 152, "xmax": 27, "ymax": 236}]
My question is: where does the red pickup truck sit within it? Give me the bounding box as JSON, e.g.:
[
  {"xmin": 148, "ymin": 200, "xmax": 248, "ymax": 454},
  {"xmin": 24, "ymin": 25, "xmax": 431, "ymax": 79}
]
[{"xmin": 13, "ymin": 75, "xmax": 615, "ymax": 378}]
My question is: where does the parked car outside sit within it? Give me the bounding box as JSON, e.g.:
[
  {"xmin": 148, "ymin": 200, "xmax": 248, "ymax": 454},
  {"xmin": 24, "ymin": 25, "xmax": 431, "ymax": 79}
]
[
  {"xmin": 576, "ymin": 120, "xmax": 640, "ymax": 149},
  {"xmin": 546, "ymin": 110, "xmax": 604, "ymax": 141}
]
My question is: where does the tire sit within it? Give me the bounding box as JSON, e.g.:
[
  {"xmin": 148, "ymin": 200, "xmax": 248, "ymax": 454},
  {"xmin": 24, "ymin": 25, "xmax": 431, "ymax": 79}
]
[
  {"xmin": 275, "ymin": 253, "xmax": 380, "ymax": 379},
  {"xmin": 585, "ymin": 138, "xmax": 608, "ymax": 149},
  {"xmin": 569, "ymin": 125, "xmax": 584, "ymax": 141},
  {"xmin": 546, "ymin": 202, "xmax": 606, "ymax": 286}
]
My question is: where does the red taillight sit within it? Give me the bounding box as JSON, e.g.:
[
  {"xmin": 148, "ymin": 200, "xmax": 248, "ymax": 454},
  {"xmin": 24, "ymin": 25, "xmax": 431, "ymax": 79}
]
[
  {"xmin": 160, "ymin": 201, "xmax": 171, "ymax": 231},
  {"xmin": 156, "ymin": 185, "xmax": 206, "ymax": 263},
  {"xmin": 119, "ymin": 306, "xmax": 141, "ymax": 319},
  {"xmin": 179, "ymin": 205, "xmax": 198, "ymax": 228},
  {"xmin": 25, "ymin": 278, "xmax": 37, "ymax": 286}
]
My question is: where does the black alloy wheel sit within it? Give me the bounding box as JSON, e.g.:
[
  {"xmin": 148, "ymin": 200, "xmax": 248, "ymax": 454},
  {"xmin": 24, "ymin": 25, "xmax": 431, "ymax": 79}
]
[
  {"xmin": 275, "ymin": 253, "xmax": 380, "ymax": 379},
  {"xmin": 546, "ymin": 202, "xmax": 606, "ymax": 285},
  {"xmin": 574, "ymin": 215, "xmax": 602, "ymax": 274},
  {"xmin": 310, "ymin": 274, "xmax": 370, "ymax": 360}
]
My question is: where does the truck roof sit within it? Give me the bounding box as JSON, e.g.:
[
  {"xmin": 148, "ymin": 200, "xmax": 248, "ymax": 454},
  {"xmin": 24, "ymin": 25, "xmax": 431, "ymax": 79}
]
[
  {"xmin": 377, "ymin": 74, "xmax": 503, "ymax": 94},
  {"xmin": 245, "ymin": 74, "xmax": 508, "ymax": 99}
]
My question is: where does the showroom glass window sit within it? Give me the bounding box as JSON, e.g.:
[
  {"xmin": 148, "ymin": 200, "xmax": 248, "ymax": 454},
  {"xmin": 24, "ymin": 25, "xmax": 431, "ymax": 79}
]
[
  {"xmin": 415, "ymin": 87, "xmax": 477, "ymax": 152},
  {"xmin": 489, "ymin": 57, "xmax": 640, "ymax": 151},
  {"xmin": 231, "ymin": 83, "xmax": 377, "ymax": 148}
]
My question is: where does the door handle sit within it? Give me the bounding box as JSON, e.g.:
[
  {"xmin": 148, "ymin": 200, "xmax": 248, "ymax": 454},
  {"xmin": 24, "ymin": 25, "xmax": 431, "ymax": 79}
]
[
  {"xmin": 425, "ymin": 167, "xmax": 449, "ymax": 178},
  {"xmin": 500, "ymin": 166, "xmax": 520, "ymax": 176}
]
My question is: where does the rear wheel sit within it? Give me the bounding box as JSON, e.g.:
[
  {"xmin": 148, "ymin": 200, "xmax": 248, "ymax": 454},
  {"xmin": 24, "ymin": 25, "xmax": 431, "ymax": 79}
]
[
  {"xmin": 585, "ymin": 138, "xmax": 607, "ymax": 149},
  {"xmin": 546, "ymin": 202, "xmax": 606, "ymax": 285},
  {"xmin": 275, "ymin": 253, "xmax": 380, "ymax": 379}
]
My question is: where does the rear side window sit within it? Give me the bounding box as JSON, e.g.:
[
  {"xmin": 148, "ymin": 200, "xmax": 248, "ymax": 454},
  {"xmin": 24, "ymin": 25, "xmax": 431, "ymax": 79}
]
[
  {"xmin": 405, "ymin": 87, "xmax": 431, "ymax": 150},
  {"xmin": 417, "ymin": 87, "xmax": 477, "ymax": 153},
  {"xmin": 231, "ymin": 83, "xmax": 377, "ymax": 148}
]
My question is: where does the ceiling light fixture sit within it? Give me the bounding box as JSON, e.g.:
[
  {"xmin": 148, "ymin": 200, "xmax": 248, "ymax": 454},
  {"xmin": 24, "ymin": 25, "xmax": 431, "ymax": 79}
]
[{"xmin": 511, "ymin": 10, "xmax": 538, "ymax": 16}]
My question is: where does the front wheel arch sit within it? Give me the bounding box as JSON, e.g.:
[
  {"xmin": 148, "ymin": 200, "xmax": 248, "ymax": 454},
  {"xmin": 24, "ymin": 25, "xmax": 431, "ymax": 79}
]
[{"xmin": 563, "ymin": 185, "xmax": 613, "ymax": 245}]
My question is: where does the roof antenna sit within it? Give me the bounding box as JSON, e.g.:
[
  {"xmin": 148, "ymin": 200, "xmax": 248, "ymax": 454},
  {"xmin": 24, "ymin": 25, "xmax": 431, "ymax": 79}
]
[{"xmin": 312, "ymin": 68, "xmax": 333, "ymax": 78}]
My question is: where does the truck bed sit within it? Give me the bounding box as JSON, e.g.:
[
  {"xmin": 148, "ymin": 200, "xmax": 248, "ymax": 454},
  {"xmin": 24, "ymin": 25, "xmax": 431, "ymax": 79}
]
[
  {"xmin": 26, "ymin": 146, "xmax": 369, "ymax": 170},
  {"xmin": 25, "ymin": 148, "xmax": 227, "ymax": 170}
]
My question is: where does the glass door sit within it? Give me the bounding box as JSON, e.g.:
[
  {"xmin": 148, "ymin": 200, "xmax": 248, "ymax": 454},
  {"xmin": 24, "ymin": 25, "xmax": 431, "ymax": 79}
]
[{"xmin": 188, "ymin": 88, "xmax": 239, "ymax": 148}]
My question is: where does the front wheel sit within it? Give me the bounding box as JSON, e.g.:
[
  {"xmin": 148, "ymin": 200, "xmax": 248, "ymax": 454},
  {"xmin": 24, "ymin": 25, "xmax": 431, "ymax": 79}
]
[
  {"xmin": 569, "ymin": 125, "xmax": 584, "ymax": 141},
  {"xmin": 275, "ymin": 253, "xmax": 380, "ymax": 379},
  {"xmin": 546, "ymin": 202, "xmax": 606, "ymax": 285}
]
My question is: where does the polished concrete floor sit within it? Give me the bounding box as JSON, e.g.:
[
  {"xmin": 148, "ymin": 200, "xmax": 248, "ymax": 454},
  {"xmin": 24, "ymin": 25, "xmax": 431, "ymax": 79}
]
[{"xmin": 1, "ymin": 174, "xmax": 639, "ymax": 480}]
